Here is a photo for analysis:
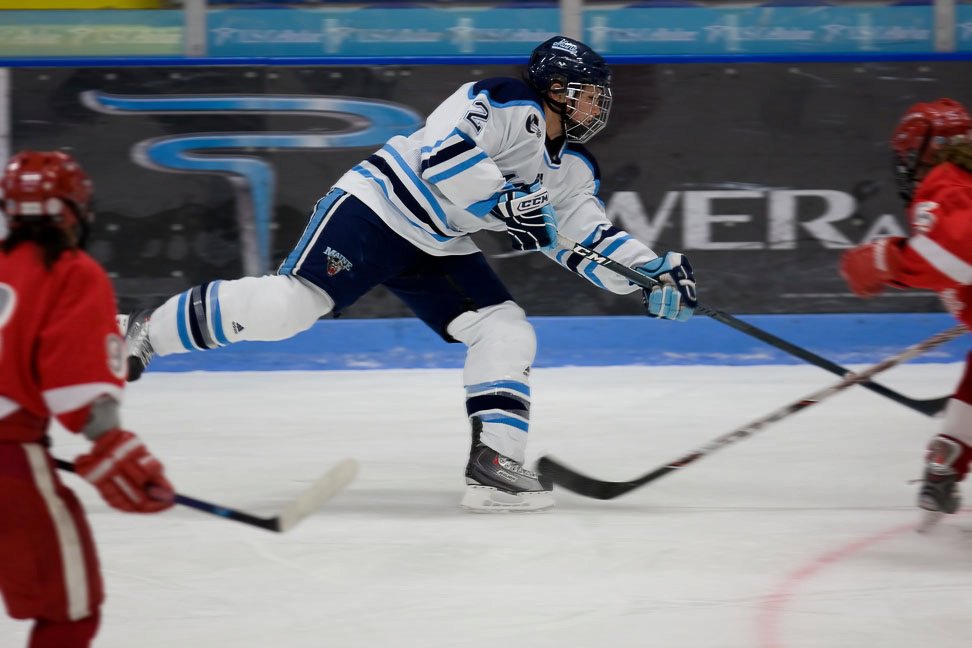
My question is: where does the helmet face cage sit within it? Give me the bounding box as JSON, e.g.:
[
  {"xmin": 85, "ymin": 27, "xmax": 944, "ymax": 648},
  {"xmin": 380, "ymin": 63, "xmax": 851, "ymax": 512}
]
[
  {"xmin": 563, "ymin": 81, "xmax": 613, "ymax": 144},
  {"xmin": 891, "ymin": 98, "xmax": 972, "ymax": 202},
  {"xmin": 0, "ymin": 151, "xmax": 93, "ymax": 234},
  {"xmin": 527, "ymin": 36, "xmax": 613, "ymax": 143}
]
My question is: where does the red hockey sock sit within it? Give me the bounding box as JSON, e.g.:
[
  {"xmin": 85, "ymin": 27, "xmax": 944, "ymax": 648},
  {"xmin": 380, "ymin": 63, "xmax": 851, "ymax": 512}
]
[{"xmin": 29, "ymin": 612, "xmax": 99, "ymax": 648}]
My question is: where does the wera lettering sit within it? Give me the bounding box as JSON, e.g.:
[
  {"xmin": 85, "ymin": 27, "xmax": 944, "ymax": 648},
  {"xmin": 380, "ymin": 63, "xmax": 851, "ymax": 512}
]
[{"xmin": 607, "ymin": 189, "xmax": 907, "ymax": 250}]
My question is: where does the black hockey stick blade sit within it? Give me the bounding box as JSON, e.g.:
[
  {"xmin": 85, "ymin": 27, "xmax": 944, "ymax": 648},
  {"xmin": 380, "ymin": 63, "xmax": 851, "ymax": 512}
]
[
  {"xmin": 537, "ymin": 325, "xmax": 965, "ymax": 500},
  {"xmin": 557, "ymin": 234, "xmax": 951, "ymax": 418},
  {"xmin": 536, "ymin": 455, "xmax": 662, "ymax": 499},
  {"xmin": 699, "ymin": 307, "xmax": 952, "ymax": 417},
  {"xmin": 55, "ymin": 457, "xmax": 358, "ymax": 533}
]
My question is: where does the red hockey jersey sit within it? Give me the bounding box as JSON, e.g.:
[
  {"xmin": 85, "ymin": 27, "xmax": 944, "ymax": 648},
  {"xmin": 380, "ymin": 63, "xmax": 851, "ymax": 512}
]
[
  {"xmin": 892, "ymin": 162, "xmax": 972, "ymax": 292},
  {"xmin": 0, "ymin": 243, "xmax": 126, "ymax": 443}
]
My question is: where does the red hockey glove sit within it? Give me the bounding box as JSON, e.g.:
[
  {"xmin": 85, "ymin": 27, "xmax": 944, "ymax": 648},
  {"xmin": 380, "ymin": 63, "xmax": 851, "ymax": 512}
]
[
  {"xmin": 840, "ymin": 237, "xmax": 905, "ymax": 297},
  {"xmin": 75, "ymin": 429, "xmax": 174, "ymax": 513}
]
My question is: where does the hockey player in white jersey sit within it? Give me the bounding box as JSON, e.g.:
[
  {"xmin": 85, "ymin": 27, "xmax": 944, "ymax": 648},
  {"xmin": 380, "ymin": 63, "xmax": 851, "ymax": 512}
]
[{"xmin": 123, "ymin": 36, "xmax": 697, "ymax": 512}]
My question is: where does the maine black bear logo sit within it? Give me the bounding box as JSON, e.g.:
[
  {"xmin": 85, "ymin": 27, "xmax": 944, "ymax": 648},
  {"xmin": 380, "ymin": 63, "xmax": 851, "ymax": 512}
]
[{"xmin": 324, "ymin": 246, "xmax": 353, "ymax": 276}]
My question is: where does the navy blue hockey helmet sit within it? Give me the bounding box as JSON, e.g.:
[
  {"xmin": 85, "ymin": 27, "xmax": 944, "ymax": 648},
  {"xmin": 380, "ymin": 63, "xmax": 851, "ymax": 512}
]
[{"xmin": 527, "ymin": 36, "xmax": 613, "ymax": 143}]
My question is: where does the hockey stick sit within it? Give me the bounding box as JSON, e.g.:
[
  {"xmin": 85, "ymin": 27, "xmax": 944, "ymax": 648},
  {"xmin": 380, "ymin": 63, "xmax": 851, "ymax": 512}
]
[
  {"xmin": 536, "ymin": 325, "xmax": 965, "ymax": 500},
  {"xmin": 55, "ymin": 457, "xmax": 358, "ymax": 532},
  {"xmin": 559, "ymin": 234, "xmax": 951, "ymax": 417}
]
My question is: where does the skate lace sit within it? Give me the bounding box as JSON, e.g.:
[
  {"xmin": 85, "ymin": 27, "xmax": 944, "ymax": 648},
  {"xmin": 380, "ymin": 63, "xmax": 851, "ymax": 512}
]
[{"xmin": 496, "ymin": 455, "xmax": 539, "ymax": 479}]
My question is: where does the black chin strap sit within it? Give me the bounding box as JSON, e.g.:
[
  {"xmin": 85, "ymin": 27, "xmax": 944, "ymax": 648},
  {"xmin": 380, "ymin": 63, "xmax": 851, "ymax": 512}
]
[
  {"xmin": 75, "ymin": 219, "xmax": 90, "ymax": 249},
  {"xmin": 542, "ymin": 94, "xmax": 569, "ymax": 140},
  {"xmin": 897, "ymin": 121, "xmax": 935, "ymax": 204}
]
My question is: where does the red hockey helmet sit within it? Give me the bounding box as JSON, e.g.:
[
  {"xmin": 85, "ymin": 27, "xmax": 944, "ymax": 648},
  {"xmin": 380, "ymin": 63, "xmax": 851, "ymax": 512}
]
[
  {"xmin": 0, "ymin": 150, "xmax": 94, "ymax": 235},
  {"xmin": 892, "ymin": 98, "xmax": 972, "ymax": 201}
]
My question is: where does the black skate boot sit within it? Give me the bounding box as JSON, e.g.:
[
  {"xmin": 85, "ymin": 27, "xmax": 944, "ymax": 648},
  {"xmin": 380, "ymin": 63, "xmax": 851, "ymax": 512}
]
[
  {"xmin": 917, "ymin": 435, "xmax": 967, "ymax": 530},
  {"xmin": 121, "ymin": 309, "xmax": 155, "ymax": 382},
  {"xmin": 462, "ymin": 417, "xmax": 554, "ymax": 512}
]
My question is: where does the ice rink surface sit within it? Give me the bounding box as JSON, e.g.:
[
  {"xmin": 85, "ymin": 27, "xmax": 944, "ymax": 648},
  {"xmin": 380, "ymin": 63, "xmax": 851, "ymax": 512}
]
[{"xmin": 4, "ymin": 362, "xmax": 972, "ymax": 648}]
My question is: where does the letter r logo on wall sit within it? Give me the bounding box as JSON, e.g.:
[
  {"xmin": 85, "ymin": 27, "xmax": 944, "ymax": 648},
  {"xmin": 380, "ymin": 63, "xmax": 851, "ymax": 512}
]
[{"xmin": 81, "ymin": 91, "xmax": 423, "ymax": 275}]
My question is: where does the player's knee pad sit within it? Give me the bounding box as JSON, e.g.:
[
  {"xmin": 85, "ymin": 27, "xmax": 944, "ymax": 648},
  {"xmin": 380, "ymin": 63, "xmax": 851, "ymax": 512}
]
[
  {"xmin": 447, "ymin": 301, "xmax": 536, "ymax": 384},
  {"xmin": 220, "ymin": 275, "xmax": 334, "ymax": 342},
  {"xmin": 151, "ymin": 275, "xmax": 334, "ymax": 354}
]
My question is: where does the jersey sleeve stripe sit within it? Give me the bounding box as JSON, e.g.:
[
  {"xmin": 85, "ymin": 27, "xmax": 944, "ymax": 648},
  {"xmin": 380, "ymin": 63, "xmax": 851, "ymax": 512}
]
[
  {"xmin": 0, "ymin": 396, "xmax": 18, "ymax": 419},
  {"xmin": 365, "ymin": 154, "xmax": 453, "ymax": 239},
  {"xmin": 381, "ymin": 145, "xmax": 460, "ymax": 235},
  {"xmin": 466, "ymin": 190, "xmax": 504, "ymax": 218},
  {"xmin": 424, "ymin": 150, "xmax": 489, "ymax": 185},
  {"xmin": 554, "ymin": 225, "xmax": 631, "ymax": 288},
  {"xmin": 42, "ymin": 383, "xmax": 123, "ymax": 415},
  {"xmin": 353, "ymin": 163, "xmax": 453, "ymax": 243},
  {"xmin": 600, "ymin": 233, "xmax": 634, "ymax": 257},
  {"xmin": 420, "ymin": 131, "xmax": 476, "ymax": 175},
  {"xmin": 909, "ymin": 234, "xmax": 972, "ymax": 283},
  {"xmin": 582, "ymin": 263, "xmax": 606, "ymax": 289}
]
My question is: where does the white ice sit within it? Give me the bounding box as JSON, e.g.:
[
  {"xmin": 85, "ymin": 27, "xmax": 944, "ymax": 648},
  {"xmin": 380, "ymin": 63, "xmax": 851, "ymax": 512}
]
[{"xmin": 4, "ymin": 362, "xmax": 971, "ymax": 648}]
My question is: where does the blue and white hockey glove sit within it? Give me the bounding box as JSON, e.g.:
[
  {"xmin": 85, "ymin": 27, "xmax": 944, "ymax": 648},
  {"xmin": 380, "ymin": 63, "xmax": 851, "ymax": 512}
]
[
  {"xmin": 492, "ymin": 181, "xmax": 557, "ymax": 251},
  {"xmin": 637, "ymin": 252, "xmax": 698, "ymax": 322}
]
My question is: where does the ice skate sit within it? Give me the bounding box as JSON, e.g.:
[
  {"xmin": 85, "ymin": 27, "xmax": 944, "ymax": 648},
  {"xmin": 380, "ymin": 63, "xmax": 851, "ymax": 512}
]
[
  {"xmin": 917, "ymin": 435, "xmax": 965, "ymax": 532},
  {"xmin": 123, "ymin": 309, "xmax": 155, "ymax": 381},
  {"xmin": 461, "ymin": 419, "xmax": 554, "ymax": 512},
  {"xmin": 917, "ymin": 472, "xmax": 960, "ymax": 532}
]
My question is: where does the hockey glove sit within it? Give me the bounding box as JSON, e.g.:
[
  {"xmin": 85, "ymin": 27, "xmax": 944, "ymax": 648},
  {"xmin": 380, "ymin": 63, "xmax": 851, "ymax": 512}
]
[
  {"xmin": 840, "ymin": 237, "xmax": 905, "ymax": 297},
  {"xmin": 637, "ymin": 252, "xmax": 697, "ymax": 322},
  {"xmin": 75, "ymin": 429, "xmax": 174, "ymax": 513},
  {"xmin": 492, "ymin": 182, "xmax": 557, "ymax": 251}
]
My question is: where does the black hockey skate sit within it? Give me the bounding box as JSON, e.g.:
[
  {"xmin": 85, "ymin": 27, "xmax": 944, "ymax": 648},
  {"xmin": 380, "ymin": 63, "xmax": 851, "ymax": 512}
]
[
  {"xmin": 121, "ymin": 309, "xmax": 155, "ymax": 382},
  {"xmin": 462, "ymin": 418, "xmax": 554, "ymax": 512}
]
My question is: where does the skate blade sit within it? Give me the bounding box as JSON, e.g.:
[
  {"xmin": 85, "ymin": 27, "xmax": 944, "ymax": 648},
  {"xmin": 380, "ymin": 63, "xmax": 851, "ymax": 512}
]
[
  {"xmin": 917, "ymin": 510, "xmax": 945, "ymax": 533},
  {"xmin": 460, "ymin": 485, "xmax": 554, "ymax": 513}
]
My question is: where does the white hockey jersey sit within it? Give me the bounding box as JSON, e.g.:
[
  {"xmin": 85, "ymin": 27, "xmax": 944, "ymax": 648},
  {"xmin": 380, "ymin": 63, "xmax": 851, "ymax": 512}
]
[{"xmin": 333, "ymin": 77, "xmax": 659, "ymax": 296}]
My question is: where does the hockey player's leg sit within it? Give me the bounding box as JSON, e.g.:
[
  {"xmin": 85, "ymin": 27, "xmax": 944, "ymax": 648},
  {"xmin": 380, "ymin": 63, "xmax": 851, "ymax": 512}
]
[
  {"xmin": 0, "ymin": 445, "xmax": 104, "ymax": 647},
  {"xmin": 447, "ymin": 301, "xmax": 553, "ymax": 512},
  {"xmin": 918, "ymin": 354, "xmax": 972, "ymax": 529},
  {"xmin": 124, "ymin": 275, "xmax": 334, "ymax": 380}
]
